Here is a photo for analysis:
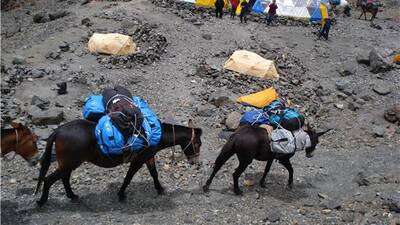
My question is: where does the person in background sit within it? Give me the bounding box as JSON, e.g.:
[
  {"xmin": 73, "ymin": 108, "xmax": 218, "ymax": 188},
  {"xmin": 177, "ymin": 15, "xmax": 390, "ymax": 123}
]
[
  {"xmin": 266, "ymin": 0, "xmax": 278, "ymax": 25},
  {"xmin": 230, "ymin": 0, "xmax": 238, "ymax": 19},
  {"xmin": 239, "ymin": 0, "xmax": 249, "ymax": 23},
  {"xmin": 215, "ymin": 0, "xmax": 225, "ymax": 19},
  {"xmin": 318, "ymin": 2, "xmax": 332, "ymax": 40}
]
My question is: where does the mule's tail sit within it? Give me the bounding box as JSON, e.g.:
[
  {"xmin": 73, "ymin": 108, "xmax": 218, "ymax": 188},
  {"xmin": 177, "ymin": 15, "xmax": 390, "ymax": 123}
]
[{"xmin": 34, "ymin": 132, "xmax": 56, "ymax": 195}]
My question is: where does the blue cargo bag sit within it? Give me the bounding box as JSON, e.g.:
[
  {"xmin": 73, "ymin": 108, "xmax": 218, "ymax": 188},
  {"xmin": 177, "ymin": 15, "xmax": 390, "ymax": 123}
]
[
  {"xmin": 240, "ymin": 109, "xmax": 270, "ymax": 126},
  {"xmin": 83, "ymin": 95, "xmax": 106, "ymax": 122},
  {"xmin": 95, "ymin": 96, "xmax": 162, "ymax": 155}
]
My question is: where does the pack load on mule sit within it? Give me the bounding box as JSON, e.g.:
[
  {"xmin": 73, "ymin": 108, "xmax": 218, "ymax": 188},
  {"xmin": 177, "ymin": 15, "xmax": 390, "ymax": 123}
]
[
  {"xmin": 82, "ymin": 86, "xmax": 162, "ymax": 156},
  {"xmin": 239, "ymin": 94, "xmax": 308, "ymax": 154}
]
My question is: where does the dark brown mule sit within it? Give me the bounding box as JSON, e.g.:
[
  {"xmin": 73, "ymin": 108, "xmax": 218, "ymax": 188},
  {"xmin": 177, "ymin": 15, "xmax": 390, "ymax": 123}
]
[
  {"xmin": 357, "ymin": 0, "xmax": 380, "ymax": 21},
  {"xmin": 1, "ymin": 122, "xmax": 40, "ymax": 166},
  {"xmin": 203, "ymin": 124, "xmax": 331, "ymax": 195},
  {"xmin": 35, "ymin": 119, "xmax": 202, "ymax": 206}
]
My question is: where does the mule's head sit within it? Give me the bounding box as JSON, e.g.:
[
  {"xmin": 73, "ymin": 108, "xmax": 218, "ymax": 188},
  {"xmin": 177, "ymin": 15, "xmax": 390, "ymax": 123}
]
[
  {"xmin": 11, "ymin": 122, "xmax": 40, "ymax": 166},
  {"xmin": 182, "ymin": 119, "xmax": 203, "ymax": 165},
  {"xmin": 303, "ymin": 124, "xmax": 332, "ymax": 158}
]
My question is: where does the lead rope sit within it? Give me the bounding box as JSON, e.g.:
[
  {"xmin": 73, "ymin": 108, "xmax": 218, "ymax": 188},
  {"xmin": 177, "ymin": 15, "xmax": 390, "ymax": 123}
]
[{"xmin": 172, "ymin": 125, "xmax": 176, "ymax": 161}]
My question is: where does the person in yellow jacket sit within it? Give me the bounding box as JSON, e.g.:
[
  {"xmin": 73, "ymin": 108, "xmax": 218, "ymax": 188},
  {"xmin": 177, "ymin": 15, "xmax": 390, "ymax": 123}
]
[
  {"xmin": 318, "ymin": 2, "xmax": 331, "ymax": 40},
  {"xmin": 239, "ymin": 0, "xmax": 250, "ymax": 23}
]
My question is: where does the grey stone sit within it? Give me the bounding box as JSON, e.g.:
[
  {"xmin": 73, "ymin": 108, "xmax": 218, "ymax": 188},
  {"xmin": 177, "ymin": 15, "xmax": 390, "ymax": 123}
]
[
  {"xmin": 202, "ymin": 34, "xmax": 212, "ymax": 40},
  {"xmin": 29, "ymin": 106, "xmax": 64, "ymax": 125},
  {"xmin": 356, "ymin": 51, "xmax": 370, "ymax": 65},
  {"xmin": 266, "ymin": 210, "xmax": 281, "ymax": 222},
  {"xmin": 369, "ymin": 49, "xmax": 390, "ymax": 73},
  {"xmin": 30, "ymin": 68, "xmax": 46, "ymax": 78},
  {"xmin": 322, "ymin": 199, "xmax": 342, "ymax": 210},
  {"xmin": 49, "ymin": 11, "xmax": 69, "ymax": 21},
  {"xmin": 384, "ymin": 193, "xmax": 400, "ymax": 213},
  {"xmin": 81, "ymin": 17, "xmax": 93, "ymax": 27},
  {"xmin": 196, "ymin": 105, "xmax": 214, "ymax": 117},
  {"xmin": 12, "ymin": 56, "xmax": 26, "ymax": 65},
  {"xmin": 384, "ymin": 104, "xmax": 400, "ymax": 123},
  {"xmin": 338, "ymin": 63, "xmax": 356, "ymax": 76},
  {"xmin": 208, "ymin": 90, "xmax": 231, "ymax": 107},
  {"xmin": 31, "ymin": 95, "xmax": 50, "ymax": 110},
  {"xmin": 373, "ymin": 83, "xmax": 392, "ymax": 95},
  {"xmin": 225, "ymin": 111, "xmax": 241, "ymax": 130},
  {"xmin": 59, "ymin": 42, "xmax": 70, "ymax": 52},
  {"xmin": 33, "ymin": 12, "xmax": 48, "ymax": 23},
  {"xmin": 348, "ymin": 102, "xmax": 360, "ymax": 111},
  {"xmin": 335, "ymin": 80, "xmax": 349, "ymax": 91},
  {"xmin": 372, "ymin": 126, "xmax": 385, "ymax": 137}
]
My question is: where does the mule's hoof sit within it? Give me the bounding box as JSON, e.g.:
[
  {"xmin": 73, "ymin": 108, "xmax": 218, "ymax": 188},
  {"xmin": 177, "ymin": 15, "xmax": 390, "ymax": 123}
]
[
  {"xmin": 157, "ymin": 187, "xmax": 165, "ymax": 195},
  {"xmin": 234, "ymin": 189, "xmax": 243, "ymax": 195},
  {"xmin": 287, "ymin": 183, "xmax": 293, "ymax": 190},
  {"xmin": 202, "ymin": 185, "xmax": 209, "ymax": 193},
  {"xmin": 118, "ymin": 193, "xmax": 126, "ymax": 202},
  {"xmin": 36, "ymin": 199, "xmax": 46, "ymax": 207},
  {"xmin": 68, "ymin": 194, "xmax": 79, "ymax": 201},
  {"xmin": 260, "ymin": 182, "xmax": 266, "ymax": 188}
]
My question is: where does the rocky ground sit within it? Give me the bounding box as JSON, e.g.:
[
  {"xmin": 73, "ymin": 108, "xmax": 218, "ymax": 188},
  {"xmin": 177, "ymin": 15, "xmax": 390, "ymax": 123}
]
[{"xmin": 1, "ymin": 0, "xmax": 400, "ymax": 224}]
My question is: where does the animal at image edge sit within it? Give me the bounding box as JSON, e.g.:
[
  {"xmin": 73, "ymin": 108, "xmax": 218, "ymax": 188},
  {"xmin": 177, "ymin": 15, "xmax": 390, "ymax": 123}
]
[
  {"xmin": 35, "ymin": 119, "xmax": 202, "ymax": 206},
  {"xmin": 1, "ymin": 122, "xmax": 40, "ymax": 166},
  {"xmin": 203, "ymin": 124, "xmax": 331, "ymax": 195}
]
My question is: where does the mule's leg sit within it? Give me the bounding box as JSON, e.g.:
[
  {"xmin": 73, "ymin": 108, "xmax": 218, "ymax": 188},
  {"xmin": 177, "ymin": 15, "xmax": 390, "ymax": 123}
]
[
  {"xmin": 117, "ymin": 161, "xmax": 144, "ymax": 202},
  {"xmin": 359, "ymin": 11, "xmax": 363, "ymax": 19},
  {"xmin": 203, "ymin": 149, "xmax": 235, "ymax": 192},
  {"xmin": 259, "ymin": 160, "xmax": 274, "ymax": 188},
  {"xmin": 279, "ymin": 159, "xmax": 294, "ymax": 189},
  {"xmin": 62, "ymin": 170, "xmax": 79, "ymax": 200},
  {"xmin": 232, "ymin": 160, "xmax": 251, "ymax": 195},
  {"xmin": 37, "ymin": 170, "xmax": 65, "ymax": 206},
  {"xmin": 146, "ymin": 157, "xmax": 164, "ymax": 195}
]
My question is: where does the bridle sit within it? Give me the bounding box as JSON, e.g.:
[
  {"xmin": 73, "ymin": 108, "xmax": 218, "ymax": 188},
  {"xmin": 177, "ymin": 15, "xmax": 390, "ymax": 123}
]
[
  {"xmin": 2, "ymin": 129, "xmax": 20, "ymax": 161},
  {"xmin": 171, "ymin": 125, "xmax": 199, "ymax": 160}
]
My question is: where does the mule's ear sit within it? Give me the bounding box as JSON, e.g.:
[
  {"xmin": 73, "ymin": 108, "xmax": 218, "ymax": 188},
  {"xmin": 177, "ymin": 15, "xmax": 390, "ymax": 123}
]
[
  {"xmin": 11, "ymin": 121, "xmax": 22, "ymax": 129},
  {"xmin": 188, "ymin": 119, "xmax": 194, "ymax": 128}
]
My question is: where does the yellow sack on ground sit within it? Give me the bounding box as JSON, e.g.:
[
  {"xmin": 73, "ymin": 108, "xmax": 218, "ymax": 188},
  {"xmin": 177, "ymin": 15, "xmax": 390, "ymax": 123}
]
[
  {"xmin": 224, "ymin": 50, "xmax": 279, "ymax": 79},
  {"xmin": 237, "ymin": 87, "xmax": 279, "ymax": 108},
  {"xmin": 393, "ymin": 54, "xmax": 400, "ymax": 64},
  {"xmin": 88, "ymin": 33, "xmax": 137, "ymax": 55}
]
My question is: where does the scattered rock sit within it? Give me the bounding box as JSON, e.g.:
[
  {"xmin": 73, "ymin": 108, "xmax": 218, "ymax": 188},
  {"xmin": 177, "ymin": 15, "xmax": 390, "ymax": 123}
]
[
  {"xmin": 372, "ymin": 126, "xmax": 385, "ymax": 137},
  {"xmin": 373, "ymin": 83, "xmax": 392, "ymax": 95},
  {"xmin": 384, "ymin": 104, "xmax": 400, "ymax": 123},
  {"xmin": 31, "ymin": 95, "xmax": 50, "ymax": 110},
  {"xmin": 196, "ymin": 105, "xmax": 214, "ymax": 117},
  {"xmin": 208, "ymin": 90, "xmax": 231, "ymax": 107},
  {"xmin": 383, "ymin": 193, "xmax": 400, "ymax": 213},
  {"xmin": 12, "ymin": 56, "xmax": 26, "ymax": 65},
  {"xmin": 59, "ymin": 42, "xmax": 70, "ymax": 52},
  {"xmin": 29, "ymin": 106, "xmax": 64, "ymax": 125},
  {"xmin": 334, "ymin": 102, "xmax": 344, "ymax": 109},
  {"xmin": 347, "ymin": 102, "xmax": 360, "ymax": 111},
  {"xmin": 33, "ymin": 12, "xmax": 48, "ymax": 23},
  {"xmin": 46, "ymin": 51, "xmax": 61, "ymax": 60},
  {"xmin": 356, "ymin": 51, "xmax": 370, "ymax": 65},
  {"xmin": 338, "ymin": 63, "xmax": 356, "ymax": 76},
  {"xmin": 318, "ymin": 193, "xmax": 329, "ymax": 199},
  {"xmin": 322, "ymin": 199, "xmax": 342, "ymax": 210},
  {"xmin": 369, "ymin": 49, "xmax": 390, "ymax": 73},
  {"xmin": 354, "ymin": 172, "xmax": 385, "ymax": 186},
  {"xmin": 81, "ymin": 17, "xmax": 93, "ymax": 27},
  {"xmin": 265, "ymin": 210, "xmax": 281, "ymax": 222},
  {"xmin": 335, "ymin": 80, "xmax": 349, "ymax": 91},
  {"xmin": 202, "ymin": 34, "xmax": 212, "ymax": 40},
  {"xmin": 56, "ymin": 82, "xmax": 67, "ymax": 95},
  {"xmin": 29, "ymin": 68, "xmax": 46, "ymax": 78},
  {"xmin": 322, "ymin": 209, "xmax": 332, "ymax": 215},
  {"xmin": 49, "ymin": 11, "xmax": 69, "ymax": 21},
  {"xmin": 225, "ymin": 111, "xmax": 241, "ymax": 130}
]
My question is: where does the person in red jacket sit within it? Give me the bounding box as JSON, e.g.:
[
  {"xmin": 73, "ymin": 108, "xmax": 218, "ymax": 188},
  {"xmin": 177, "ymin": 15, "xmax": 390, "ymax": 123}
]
[{"xmin": 266, "ymin": 0, "xmax": 278, "ymax": 25}]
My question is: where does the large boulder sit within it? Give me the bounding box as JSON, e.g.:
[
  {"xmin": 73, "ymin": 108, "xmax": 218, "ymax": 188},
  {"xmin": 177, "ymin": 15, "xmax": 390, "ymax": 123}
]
[
  {"xmin": 384, "ymin": 104, "xmax": 400, "ymax": 123},
  {"xmin": 225, "ymin": 111, "xmax": 241, "ymax": 130},
  {"xmin": 369, "ymin": 49, "xmax": 390, "ymax": 73},
  {"xmin": 29, "ymin": 106, "xmax": 64, "ymax": 125}
]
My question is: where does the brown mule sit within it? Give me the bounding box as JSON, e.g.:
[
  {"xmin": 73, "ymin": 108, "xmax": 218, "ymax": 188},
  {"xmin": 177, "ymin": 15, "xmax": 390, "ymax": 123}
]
[{"xmin": 1, "ymin": 122, "xmax": 40, "ymax": 166}]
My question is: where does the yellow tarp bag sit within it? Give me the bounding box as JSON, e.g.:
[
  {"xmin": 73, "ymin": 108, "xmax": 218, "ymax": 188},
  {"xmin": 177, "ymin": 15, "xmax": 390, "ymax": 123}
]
[
  {"xmin": 195, "ymin": 0, "xmax": 229, "ymax": 8},
  {"xmin": 88, "ymin": 33, "xmax": 137, "ymax": 55},
  {"xmin": 393, "ymin": 54, "xmax": 400, "ymax": 64},
  {"xmin": 237, "ymin": 87, "xmax": 279, "ymax": 108},
  {"xmin": 224, "ymin": 50, "xmax": 279, "ymax": 79}
]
